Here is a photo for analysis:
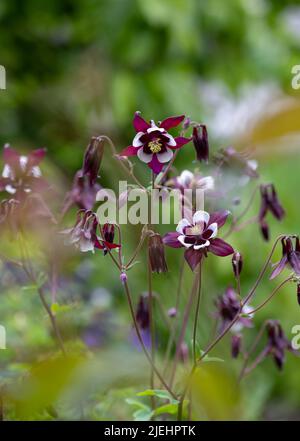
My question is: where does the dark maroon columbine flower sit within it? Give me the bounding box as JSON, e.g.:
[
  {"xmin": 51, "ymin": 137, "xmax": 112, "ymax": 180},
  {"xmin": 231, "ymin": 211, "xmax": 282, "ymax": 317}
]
[
  {"xmin": 264, "ymin": 320, "xmax": 295, "ymax": 370},
  {"xmin": 259, "ymin": 184, "xmax": 285, "ymax": 241},
  {"xmin": 192, "ymin": 125, "xmax": 209, "ymax": 163},
  {"xmin": 232, "ymin": 251, "xmax": 243, "ymax": 278},
  {"xmin": 61, "ymin": 210, "xmax": 99, "ymax": 253},
  {"xmin": 215, "ymin": 286, "xmax": 253, "ymax": 333},
  {"xmin": 135, "ymin": 295, "xmax": 150, "ymax": 330},
  {"xmin": 270, "ymin": 236, "xmax": 300, "ymax": 279},
  {"xmin": 82, "ymin": 136, "xmax": 104, "ymax": 185},
  {"xmin": 163, "ymin": 210, "xmax": 234, "ymax": 270},
  {"xmin": 148, "ymin": 233, "xmax": 168, "ymax": 274},
  {"xmin": 119, "ymin": 112, "xmax": 191, "ymax": 174},
  {"xmin": 231, "ymin": 334, "xmax": 242, "ymax": 359},
  {"xmin": 94, "ymin": 222, "xmax": 120, "ymax": 255},
  {"xmin": 0, "ymin": 145, "xmax": 48, "ymax": 199}
]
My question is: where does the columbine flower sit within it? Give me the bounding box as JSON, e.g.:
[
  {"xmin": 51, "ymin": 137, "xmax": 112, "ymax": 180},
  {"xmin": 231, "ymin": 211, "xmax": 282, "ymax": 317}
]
[
  {"xmin": 119, "ymin": 112, "xmax": 191, "ymax": 174},
  {"xmin": 148, "ymin": 233, "xmax": 168, "ymax": 273},
  {"xmin": 231, "ymin": 334, "xmax": 242, "ymax": 358},
  {"xmin": 131, "ymin": 294, "xmax": 151, "ymax": 350},
  {"xmin": 215, "ymin": 286, "xmax": 253, "ymax": 333},
  {"xmin": 0, "ymin": 145, "xmax": 48, "ymax": 198},
  {"xmin": 61, "ymin": 210, "xmax": 99, "ymax": 253},
  {"xmin": 82, "ymin": 136, "xmax": 104, "ymax": 185},
  {"xmin": 270, "ymin": 236, "xmax": 300, "ymax": 279},
  {"xmin": 192, "ymin": 125, "xmax": 209, "ymax": 163},
  {"xmin": 167, "ymin": 170, "xmax": 214, "ymax": 193},
  {"xmin": 163, "ymin": 210, "xmax": 234, "ymax": 270},
  {"xmin": 259, "ymin": 183, "xmax": 285, "ymax": 241},
  {"xmin": 263, "ymin": 320, "xmax": 295, "ymax": 370},
  {"xmin": 62, "ymin": 170, "xmax": 101, "ymax": 214},
  {"xmin": 94, "ymin": 222, "xmax": 120, "ymax": 255}
]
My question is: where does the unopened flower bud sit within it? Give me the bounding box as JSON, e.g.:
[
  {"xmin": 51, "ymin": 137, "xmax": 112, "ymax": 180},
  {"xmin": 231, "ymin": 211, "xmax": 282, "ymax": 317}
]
[
  {"xmin": 231, "ymin": 334, "xmax": 242, "ymax": 358},
  {"xmin": 136, "ymin": 295, "xmax": 149, "ymax": 330},
  {"xmin": 232, "ymin": 251, "xmax": 243, "ymax": 278},
  {"xmin": 148, "ymin": 233, "xmax": 168, "ymax": 274},
  {"xmin": 260, "ymin": 219, "xmax": 269, "ymax": 241},
  {"xmin": 120, "ymin": 272, "xmax": 127, "ymax": 284},
  {"xmin": 82, "ymin": 136, "xmax": 104, "ymax": 185},
  {"xmin": 192, "ymin": 125, "xmax": 209, "ymax": 163},
  {"xmin": 168, "ymin": 307, "xmax": 177, "ymax": 318},
  {"xmin": 297, "ymin": 283, "xmax": 300, "ymax": 306}
]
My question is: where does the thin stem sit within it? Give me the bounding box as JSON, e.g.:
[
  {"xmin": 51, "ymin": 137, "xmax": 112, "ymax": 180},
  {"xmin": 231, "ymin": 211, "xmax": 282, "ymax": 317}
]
[
  {"xmin": 148, "ymin": 258, "xmax": 156, "ymax": 407},
  {"xmin": 192, "ymin": 261, "xmax": 203, "ymax": 364},
  {"xmin": 123, "ymin": 280, "xmax": 177, "ymax": 400},
  {"xmin": 247, "ymin": 276, "xmax": 292, "ymax": 315}
]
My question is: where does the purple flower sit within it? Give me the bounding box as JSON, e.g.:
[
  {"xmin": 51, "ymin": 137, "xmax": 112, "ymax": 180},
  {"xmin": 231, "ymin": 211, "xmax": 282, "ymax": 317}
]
[
  {"xmin": 0, "ymin": 145, "xmax": 48, "ymax": 199},
  {"xmin": 231, "ymin": 334, "xmax": 242, "ymax": 359},
  {"xmin": 163, "ymin": 210, "xmax": 234, "ymax": 270},
  {"xmin": 259, "ymin": 184, "xmax": 285, "ymax": 241},
  {"xmin": 61, "ymin": 210, "xmax": 99, "ymax": 253},
  {"xmin": 264, "ymin": 320, "xmax": 295, "ymax": 370},
  {"xmin": 148, "ymin": 233, "xmax": 168, "ymax": 274},
  {"xmin": 166, "ymin": 170, "xmax": 214, "ymax": 193},
  {"xmin": 62, "ymin": 170, "xmax": 101, "ymax": 214},
  {"xmin": 94, "ymin": 222, "xmax": 120, "ymax": 255},
  {"xmin": 119, "ymin": 112, "xmax": 191, "ymax": 174},
  {"xmin": 270, "ymin": 236, "xmax": 300, "ymax": 279},
  {"xmin": 192, "ymin": 125, "xmax": 209, "ymax": 163}
]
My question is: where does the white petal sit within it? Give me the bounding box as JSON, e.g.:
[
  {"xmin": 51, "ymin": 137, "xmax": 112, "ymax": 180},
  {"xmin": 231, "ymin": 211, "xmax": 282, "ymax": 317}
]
[
  {"xmin": 193, "ymin": 210, "xmax": 210, "ymax": 226},
  {"xmin": 2, "ymin": 164, "xmax": 12, "ymax": 178},
  {"xmin": 178, "ymin": 170, "xmax": 193, "ymax": 187},
  {"xmin": 20, "ymin": 155, "xmax": 28, "ymax": 171},
  {"xmin": 157, "ymin": 147, "xmax": 173, "ymax": 163},
  {"xmin": 5, "ymin": 185, "xmax": 16, "ymax": 194},
  {"xmin": 137, "ymin": 148, "xmax": 153, "ymax": 163},
  {"xmin": 178, "ymin": 235, "xmax": 193, "ymax": 248},
  {"xmin": 148, "ymin": 121, "xmax": 164, "ymax": 133},
  {"xmin": 198, "ymin": 176, "xmax": 214, "ymax": 191},
  {"xmin": 176, "ymin": 218, "xmax": 191, "ymax": 234},
  {"xmin": 31, "ymin": 166, "xmax": 42, "ymax": 177},
  {"xmin": 194, "ymin": 240, "xmax": 210, "ymax": 250},
  {"xmin": 132, "ymin": 132, "xmax": 144, "ymax": 147},
  {"xmin": 79, "ymin": 238, "xmax": 94, "ymax": 252},
  {"xmin": 206, "ymin": 222, "xmax": 218, "ymax": 238},
  {"xmin": 164, "ymin": 133, "xmax": 176, "ymax": 147},
  {"xmin": 242, "ymin": 305, "xmax": 254, "ymax": 318}
]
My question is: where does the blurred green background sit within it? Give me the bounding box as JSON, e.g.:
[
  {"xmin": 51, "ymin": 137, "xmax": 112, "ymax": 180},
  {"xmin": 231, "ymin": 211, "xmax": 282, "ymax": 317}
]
[{"xmin": 1, "ymin": 0, "xmax": 300, "ymax": 420}]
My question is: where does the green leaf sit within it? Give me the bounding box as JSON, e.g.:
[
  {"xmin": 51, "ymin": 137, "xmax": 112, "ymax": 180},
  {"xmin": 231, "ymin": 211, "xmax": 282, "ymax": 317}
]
[
  {"xmin": 125, "ymin": 398, "xmax": 149, "ymax": 411},
  {"xmin": 154, "ymin": 399, "xmax": 189, "ymax": 417},
  {"xmin": 199, "ymin": 351, "xmax": 224, "ymax": 363},
  {"xmin": 137, "ymin": 389, "xmax": 178, "ymax": 403},
  {"xmin": 133, "ymin": 408, "xmax": 154, "ymax": 421}
]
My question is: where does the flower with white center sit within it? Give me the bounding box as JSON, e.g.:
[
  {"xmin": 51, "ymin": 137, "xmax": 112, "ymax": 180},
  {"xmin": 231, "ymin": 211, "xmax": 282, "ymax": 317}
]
[
  {"xmin": 163, "ymin": 209, "xmax": 234, "ymax": 270},
  {"xmin": 119, "ymin": 112, "xmax": 191, "ymax": 174},
  {"xmin": 168, "ymin": 170, "xmax": 214, "ymax": 192}
]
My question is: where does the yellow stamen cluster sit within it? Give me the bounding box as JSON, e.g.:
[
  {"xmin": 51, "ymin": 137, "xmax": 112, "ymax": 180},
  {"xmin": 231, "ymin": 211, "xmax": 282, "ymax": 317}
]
[{"xmin": 148, "ymin": 139, "xmax": 162, "ymax": 153}]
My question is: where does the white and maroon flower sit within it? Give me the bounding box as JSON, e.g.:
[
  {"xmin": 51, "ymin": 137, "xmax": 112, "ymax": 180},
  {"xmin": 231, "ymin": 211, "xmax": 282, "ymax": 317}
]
[
  {"xmin": 167, "ymin": 170, "xmax": 214, "ymax": 192},
  {"xmin": 119, "ymin": 112, "xmax": 191, "ymax": 174},
  {"xmin": 163, "ymin": 209, "xmax": 234, "ymax": 270}
]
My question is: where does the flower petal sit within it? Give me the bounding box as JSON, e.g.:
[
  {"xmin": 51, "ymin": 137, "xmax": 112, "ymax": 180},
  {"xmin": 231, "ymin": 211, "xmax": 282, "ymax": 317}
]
[
  {"xmin": 204, "ymin": 222, "xmax": 218, "ymax": 239},
  {"xmin": 270, "ymin": 256, "xmax": 288, "ymax": 280},
  {"xmin": 178, "ymin": 170, "xmax": 194, "ymax": 187},
  {"xmin": 209, "ymin": 238, "xmax": 234, "ymax": 256},
  {"xmin": 148, "ymin": 154, "xmax": 164, "ymax": 174},
  {"xmin": 176, "ymin": 218, "xmax": 191, "ymax": 234},
  {"xmin": 132, "ymin": 131, "xmax": 144, "ymax": 147},
  {"xmin": 157, "ymin": 147, "xmax": 173, "ymax": 163},
  {"xmin": 137, "ymin": 148, "xmax": 153, "ymax": 163},
  {"xmin": 194, "ymin": 240, "xmax": 210, "ymax": 250},
  {"xmin": 209, "ymin": 210, "xmax": 231, "ymax": 228},
  {"xmin": 178, "ymin": 235, "xmax": 193, "ymax": 248},
  {"xmin": 163, "ymin": 232, "xmax": 183, "ymax": 248},
  {"xmin": 184, "ymin": 248, "xmax": 203, "ymax": 271},
  {"xmin": 3, "ymin": 146, "xmax": 20, "ymax": 167},
  {"xmin": 119, "ymin": 146, "xmax": 138, "ymax": 157},
  {"xmin": 193, "ymin": 210, "xmax": 210, "ymax": 226},
  {"xmin": 159, "ymin": 115, "xmax": 185, "ymax": 130},
  {"xmin": 133, "ymin": 112, "xmax": 150, "ymax": 132},
  {"xmin": 172, "ymin": 136, "xmax": 192, "ymax": 149},
  {"xmin": 27, "ymin": 148, "xmax": 47, "ymax": 167},
  {"xmin": 164, "ymin": 133, "xmax": 177, "ymax": 147}
]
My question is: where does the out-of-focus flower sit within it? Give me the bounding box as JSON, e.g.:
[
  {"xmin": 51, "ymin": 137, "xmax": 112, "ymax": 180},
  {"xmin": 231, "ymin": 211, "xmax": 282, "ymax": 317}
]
[
  {"xmin": 258, "ymin": 183, "xmax": 285, "ymax": 241},
  {"xmin": 119, "ymin": 112, "xmax": 191, "ymax": 174},
  {"xmin": 148, "ymin": 233, "xmax": 168, "ymax": 273},
  {"xmin": 215, "ymin": 286, "xmax": 253, "ymax": 333},
  {"xmin": 214, "ymin": 146, "xmax": 259, "ymax": 179},
  {"xmin": 0, "ymin": 145, "xmax": 48, "ymax": 199},
  {"xmin": 120, "ymin": 272, "xmax": 128, "ymax": 284},
  {"xmin": 232, "ymin": 251, "xmax": 243, "ymax": 278},
  {"xmin": 0, "ymin": 198, "xmax": 20, "ymax": 233},
  {"xmin": 61, "ymin": 210, "xmax": 99, "ymax": 253},
  {"xmin": 136, "ymin": 295, "xmax": 150, "ymax": 330},
  {"xmin": 168, "ymin": 307, "xmax": 177, "ymax": 318},
  {"xmin": 94, "ymin": 222, "xmax": 120, "ymax": 255},
  {"xmin": 166, "ymin": 170, "xmax": 214, "ymax": 193},
  {"xmin": 62, "ymin": 170, "xmax": 101, "ymax": 214},
  {"xmin": 264, "ymin": 321, "xmax": 295, "ymax": 370},
  {"xmin": 231, "ymin": 334, "xmax": 242, "ymax": 358},
  {"xmin": 179, "ymin": 342, "xmax": 189, "ymax": 363},
  {"xmin": 259, "ymin": 218, "xmax": 270, "ymax": 241},
  {"xmin": 163, "ymin": 210, "xmax": 234, "ymax": 270},
  {"xmin": 82, "ymin": 136, "xmax": 104, "ymax": 185},
  {"xmin": 270, "ymin": 236, "xmax": 300, "ymax": 279},
  {"xmin": 192, "ymin": 125, "xmax": 209, "ymax": 163}
]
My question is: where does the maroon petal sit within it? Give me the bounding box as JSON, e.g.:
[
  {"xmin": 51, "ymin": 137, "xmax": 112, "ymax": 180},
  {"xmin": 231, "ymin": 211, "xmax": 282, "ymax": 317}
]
[
  {"xmin": 119, "ymin": 146, "xmax": 138, "ymax": 157},
  {"xmin": 288, "ymin": 252, "xmax": 300, "ymax": 276},
  {"xmin": 171, "ymin": 137, "xmax": 192, "ymax": 149},
  {"xmin": 209, "ymin": 238, "xmax": 234, "ymax": 257},
  {"xmin": 270, "ymin": 256, "xmax": 288, "ymax": 280},
  {"xmin": 3, "ymin": 146, "xmax": 20, "ymax": 166},
  {"xmin": 133, "ymin": 112, "xmax": 150, "ymax": 132},
  {"xmin": 184, "ymin": 248, "xmax": 203, "ymax": 271},
  {"xmin": 163, "ymin": 232, "xmax": 183, "ymax": 248},
  {"xmin": 159, "ymin": 115, "xmax": 185, "ymax": 130},
  {"xmin": 209, "ymin": 210, "xmax": 230, "ymax": 228},
  {"xmin": 28, "ymin": 148, "xmax": 47, "ymax": 167},
  {"xmin": 148, "ymin": 154, "xmax": 164, "ymax": 174}
]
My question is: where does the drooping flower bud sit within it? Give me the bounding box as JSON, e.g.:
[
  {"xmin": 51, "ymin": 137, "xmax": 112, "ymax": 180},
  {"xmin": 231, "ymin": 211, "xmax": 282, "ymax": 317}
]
[
  {"xmin": 82, "ymin": 136, "xmax": 104, "ymax": 185},
  {"xmin": 148, "ymin": 233, "xmax": 168, "ymax": 274},
  {"xmin": 268, "ymin": 184, "xmax": 285, "ymax": 221},
  {"xmin": 192, "ymin": 125, "xmax": 209, "ymax": 163},
  {"xmin": 120, "ymin": 272, "xmax": 127, "ymax": 285},
  {"xmin": 260, "ymin": 219, "xmax": 269, "ymax": 241},
  {"xmin": 135, "ymin": 295, "xmax": 150, "ymax": 330},
  {"xmin": 232, "ymin": 251, "xmax": 243, "ymax": 278},
  {"xmin": 231, "ymin": 334, "xmax": 242, "ymax": 358}
]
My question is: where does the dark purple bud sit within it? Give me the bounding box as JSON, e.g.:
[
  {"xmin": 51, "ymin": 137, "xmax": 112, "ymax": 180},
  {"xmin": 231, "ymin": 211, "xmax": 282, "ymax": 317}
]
[
  {"xmin": 82, "ymin": 136, "xmax": 104, "ymax": 185},
  {"xmin": 120, "ymin": 272, "xmax": 127, "ymax": 284},
  {"xmin": 135, "ymin": 295, "xmax": 150, "ymax": 330},
  {"xmin": 260, "ymin": 219, "xmax": 269, "ymax": 241},
  {"xmin": 295, "ymin": 236, "xmax": 300, "ymax": 253},
  {"xmin": 178, "ymin": 342, "xmax": 189, "ymax": 363},
  {"xmin": 192, "ymin": 125, "xmax": 209, "ymax": 163},
  {"xmin": 168, "ymin": 307, "xmax": 177, "ymax": 318},
  {"xmin": 148, "ymin": 233, "xmax": 168, "ymax": 274},
  {"xmin": 297, "ymin": 284, "xmax": 300, "ymax": 306},
  {"xmin": 183, "ymin": 117, "xmax": 191, "ymax": 130},
  {"xmin": 232, "ymin": 251, "xmax": 243, "ymax": 278},
  {"xmin": 268, "ymin": 185, "xmax": 285, "ymax": 221},
  {"xmin": 259, "ymin": 185, "xmax": 269, "ymax": 221},
  {"xmin": 231, "ymin": 334, "xmax": 242, "ymax": 358}
]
